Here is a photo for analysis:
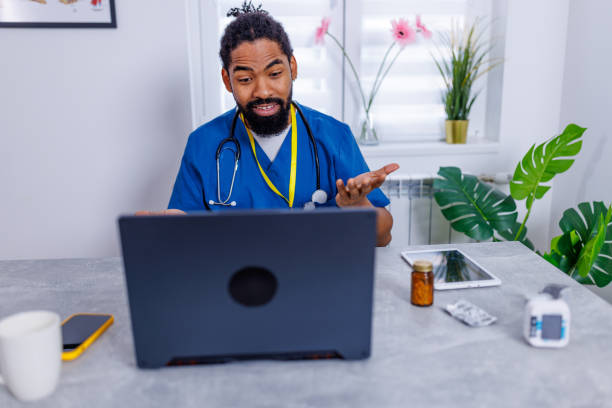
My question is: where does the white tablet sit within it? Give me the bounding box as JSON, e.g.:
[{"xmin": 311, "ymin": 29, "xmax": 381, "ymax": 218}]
[{"xmin": 401, "ymin": 248, "xmax": 501, "ymax": 290}]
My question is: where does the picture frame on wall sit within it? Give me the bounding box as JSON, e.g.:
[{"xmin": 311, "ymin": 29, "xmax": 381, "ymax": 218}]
[{"xmin": 0, "ymin": 0, "xmax": 116, "ymax": 28}]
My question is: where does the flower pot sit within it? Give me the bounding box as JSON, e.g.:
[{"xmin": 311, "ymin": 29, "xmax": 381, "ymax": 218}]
[{"xmin": 445, "ymin": 120, "xmax": 469, "ymax": 144}]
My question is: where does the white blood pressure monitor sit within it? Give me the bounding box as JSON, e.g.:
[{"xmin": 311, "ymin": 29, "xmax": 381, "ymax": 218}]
[{"xmin": 523, "ymin": 284, "xmax": 570, "ymax": 348}]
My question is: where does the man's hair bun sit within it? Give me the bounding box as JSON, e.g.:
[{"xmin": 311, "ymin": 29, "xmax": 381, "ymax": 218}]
[{"xmin": 226, "ymin": 1, "xmax": 268, "ymax": 18}]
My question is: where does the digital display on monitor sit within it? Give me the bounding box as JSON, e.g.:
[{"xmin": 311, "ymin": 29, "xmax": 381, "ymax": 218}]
[{"xmin": 541, "ymin": 315, "xmax": 563, "ymax": 340}]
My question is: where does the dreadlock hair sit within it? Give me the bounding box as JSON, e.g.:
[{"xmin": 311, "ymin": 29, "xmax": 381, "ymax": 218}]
[{"xmin": 220, "ymin": 1, "xmax": 294, "ymax": 71}]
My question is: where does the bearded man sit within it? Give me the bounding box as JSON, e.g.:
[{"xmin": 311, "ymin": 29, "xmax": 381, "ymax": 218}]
[{"xmin": 165, "ymin": 3, "xmax": 399, "ymax": 246}]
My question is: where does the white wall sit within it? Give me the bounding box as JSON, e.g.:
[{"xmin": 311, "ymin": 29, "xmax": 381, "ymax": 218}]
[
  {"xmin": 551, "ymin": 0, "xmax": 612, "ymax": 303},
  {"xmin": 0, "ymin": 1, "xmax": 192, "ymax": 260},
  {"xmin": 495, "ymin": 0, "xmax": 569, "ymax": 250}
]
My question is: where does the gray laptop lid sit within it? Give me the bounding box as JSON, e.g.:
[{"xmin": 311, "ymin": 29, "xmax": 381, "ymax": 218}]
[{"xmin": 118, "ymin": 208, "xmax": 377, "ymax": 368}]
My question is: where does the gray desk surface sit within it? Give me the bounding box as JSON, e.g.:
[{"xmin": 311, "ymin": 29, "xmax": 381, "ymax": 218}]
[{"xmin": 1, "ymin": 242, "xmax": 612, "ymax": 407}]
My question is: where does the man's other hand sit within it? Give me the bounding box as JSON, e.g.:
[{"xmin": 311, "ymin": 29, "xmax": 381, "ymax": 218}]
[{"xmin": 335, "ymin": 163, "xmax": 399, "ymax": 207}]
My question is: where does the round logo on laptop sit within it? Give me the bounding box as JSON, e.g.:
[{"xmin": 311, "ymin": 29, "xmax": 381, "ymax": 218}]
[{"xmin": 228, "ymin": 267, "xmax": 278, "ymax": 307}]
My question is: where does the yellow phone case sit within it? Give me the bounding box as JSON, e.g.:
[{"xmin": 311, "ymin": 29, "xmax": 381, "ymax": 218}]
[{"xmin": 61, "ymin": 313, "xmax": 114, "ymax": 361}]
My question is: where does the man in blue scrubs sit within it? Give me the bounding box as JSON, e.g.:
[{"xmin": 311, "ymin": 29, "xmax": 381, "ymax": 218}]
[{"xmin": 160, "ymin": 3, "xmax": 399, "ymax": 246}]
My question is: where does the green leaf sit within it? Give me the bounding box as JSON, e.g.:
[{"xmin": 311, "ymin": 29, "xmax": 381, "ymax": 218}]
[
  {"xmin": 542, "ymin": 251, "xmax": 563, "ymax": 271},
  {"xmin": 433, "ymin": 167, "xmax": 518, "ymax": 241},
  {"xmin": 510, "ymin": 124, "xmax": 586, "ymax": 209},
  {"xmin": 548, "ymin": 202, "xmax": 612, "ymax": 287},
  {"xmin": 543, "ymin": 230, "xmax": 580, "ymax": 274},
  {"xmin": 555, "ymin": 230, "xmax": 581, "ymax": 256},
  {"xmin": 576, "ymin": 213, "xmax": 608, "ymax": 278}
]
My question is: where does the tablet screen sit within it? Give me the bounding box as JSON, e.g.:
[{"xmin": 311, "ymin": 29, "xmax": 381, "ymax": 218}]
[{"xmin": 402, "ymin": 249, "xmax": 496, "ymax": 285}]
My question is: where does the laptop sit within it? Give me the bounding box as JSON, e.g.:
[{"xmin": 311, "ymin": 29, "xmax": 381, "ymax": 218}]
[{"xmin": 118, "ymin": 208, "xmax": 377, "ymax": 368}]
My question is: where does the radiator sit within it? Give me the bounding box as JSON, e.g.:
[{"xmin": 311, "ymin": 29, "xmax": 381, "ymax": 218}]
[{"xmin": 381, "ymin": 174, "xmax": 473, "ymax": 248}]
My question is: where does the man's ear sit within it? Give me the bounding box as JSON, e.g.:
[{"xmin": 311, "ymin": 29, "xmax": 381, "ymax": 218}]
[
  {"xmin": 221, "ymin": 68, "xmax": 233, "ymax": 93},
  {"xmin": 289, "ymin": 55, "xmax": 298, "ymax": 81}
]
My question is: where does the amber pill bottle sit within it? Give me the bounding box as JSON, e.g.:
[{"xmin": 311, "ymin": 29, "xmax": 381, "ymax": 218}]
[{"xmin": 411, "ymin": 260, "xmax": 434, "ymax": 307}]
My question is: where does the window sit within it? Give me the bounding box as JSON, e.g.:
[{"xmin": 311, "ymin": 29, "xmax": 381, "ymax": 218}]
[{"xmin": 188, "ymin": 0, "xmax": 497, "ymax": 143}]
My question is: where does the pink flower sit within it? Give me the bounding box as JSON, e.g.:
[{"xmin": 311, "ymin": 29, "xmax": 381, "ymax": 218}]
[
  {"xmin": 416, "ymin": 15, "xmax": 432, "ymax": 39},
  {"xmin": 315, "ymin": 17, "xmax": 331, "ymax": 45},
  {"xmin": 390, "ymin": 19, "xmax": 416, "ymax": 47}
]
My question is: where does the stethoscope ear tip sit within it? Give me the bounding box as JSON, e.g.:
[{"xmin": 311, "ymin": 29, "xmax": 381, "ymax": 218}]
[
  {"xmin": 230, "ymin": 201, "xmax": 237, "ymax": 207},
  {"xmin": 208, "ymin": 200, "xmax": 215, "ymax": 205}
]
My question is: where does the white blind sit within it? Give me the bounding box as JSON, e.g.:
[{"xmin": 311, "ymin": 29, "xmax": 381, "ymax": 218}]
[
  {"xmin": 216, "ymin": 0, "xmax": 342, "ymax": 118},
  {"xmin": 360, "ymin": 0, "xmax": 489, "ymax": 142}
]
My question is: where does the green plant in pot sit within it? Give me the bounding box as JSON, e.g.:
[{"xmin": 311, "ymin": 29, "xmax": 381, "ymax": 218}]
[
  {"xmin": 432, "ymin": 20, "xmax": 501, "ymax": 144},
  {"xmin": 432, "ymin": 123, "xmax": 612, "ymax": 288}
]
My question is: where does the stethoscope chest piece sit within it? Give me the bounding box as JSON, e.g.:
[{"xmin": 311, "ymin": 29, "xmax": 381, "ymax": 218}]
[
  {"xmin": 304, "ymin": 189, "xmax": 328, "ymax": 210},
  {"xmin": 311, "ymin": 189, "xmax": 328, "ymax": 204}
]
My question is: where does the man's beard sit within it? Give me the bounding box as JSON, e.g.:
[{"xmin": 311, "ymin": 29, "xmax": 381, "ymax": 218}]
[{"xmin": 238, "ymin": 91, "xmax": 292, "ymax": 136}]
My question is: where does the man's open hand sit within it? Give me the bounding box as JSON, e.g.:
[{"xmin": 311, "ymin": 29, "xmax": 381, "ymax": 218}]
[{"xmin": 335, "ymin": 163, "xmax": 399, "ymax": 207}]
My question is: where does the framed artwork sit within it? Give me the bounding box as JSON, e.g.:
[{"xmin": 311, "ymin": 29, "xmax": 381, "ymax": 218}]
[{"xmin": 0, "ymin": 0, "xmax": 116, "ymax": 28}]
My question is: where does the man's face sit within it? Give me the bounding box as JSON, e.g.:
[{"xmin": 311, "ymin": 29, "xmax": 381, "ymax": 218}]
[{"xmin": 222, "ymin": 39, "xmax": 297, "ymax": 135}]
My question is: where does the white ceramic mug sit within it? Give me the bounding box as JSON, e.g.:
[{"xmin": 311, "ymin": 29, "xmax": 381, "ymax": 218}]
[{"xmin": 0, "ymin": 310, "xmax": 62, "ymax": 402}]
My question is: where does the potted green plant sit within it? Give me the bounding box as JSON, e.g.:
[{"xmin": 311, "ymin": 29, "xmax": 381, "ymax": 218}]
[{"xmin": 432, "ymin": 20, "xmax": 501, "ymax": 143}]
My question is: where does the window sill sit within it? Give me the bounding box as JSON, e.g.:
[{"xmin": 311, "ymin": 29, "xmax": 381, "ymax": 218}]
[{"xmin": 359, "ymin": 139, "xmax": 501, "ymax": 158}]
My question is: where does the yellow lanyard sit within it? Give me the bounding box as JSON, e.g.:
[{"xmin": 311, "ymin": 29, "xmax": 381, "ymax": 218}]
[{"xmin": 241, "ymin": 104, "xmax": 298, "ymax": 208}]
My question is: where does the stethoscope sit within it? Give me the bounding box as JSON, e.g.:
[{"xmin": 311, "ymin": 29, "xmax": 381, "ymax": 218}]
[{"xmin": 209, "ymin": 101, "xmax": 328, "ymax": 208}]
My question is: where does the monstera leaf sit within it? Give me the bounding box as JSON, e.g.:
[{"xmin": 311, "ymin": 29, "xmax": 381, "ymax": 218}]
[
  {"xmin": 509, "ymin": 123, "xmax": 585, "ymax": 241},
  {"xmin": 510, "ymin": 124, "xmax": 585, "ymax": 210},
  {"xmin": 543, "ymin": 230, "xmax": 581, "ymax": 274},
  {"xmin": 433, "ymin": 167, "xmax": 517, "ymax": 241},
  {"xmin": 544, "ymin": 202, "xmax": 612, "ymax": 287}
]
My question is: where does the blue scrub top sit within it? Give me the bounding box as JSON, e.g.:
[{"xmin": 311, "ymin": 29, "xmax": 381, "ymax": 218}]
[{"xmin": 168, "ymin": 104, "xmax": 390, "ymax": 211}]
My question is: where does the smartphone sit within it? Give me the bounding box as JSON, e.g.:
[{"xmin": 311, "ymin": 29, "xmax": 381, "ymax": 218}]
[{"xmin": 61, "ymin": 313, "xmax": 114, "ymax": 361}]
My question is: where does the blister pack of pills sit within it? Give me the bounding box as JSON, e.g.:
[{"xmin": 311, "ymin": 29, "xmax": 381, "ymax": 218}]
[{"xmin": 445, "ymin": 299, "xmax": 497, "ymax": 327}]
